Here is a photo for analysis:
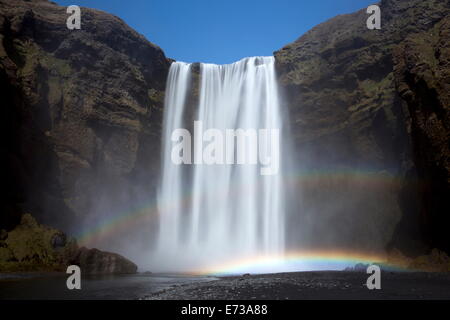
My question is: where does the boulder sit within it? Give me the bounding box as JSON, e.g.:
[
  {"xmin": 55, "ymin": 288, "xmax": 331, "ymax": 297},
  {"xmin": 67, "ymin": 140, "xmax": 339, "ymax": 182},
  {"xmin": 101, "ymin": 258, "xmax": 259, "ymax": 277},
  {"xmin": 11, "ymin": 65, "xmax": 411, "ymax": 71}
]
[{"xmin": 70, "ymin": 247, "xmax": 137, "ymax": 275}]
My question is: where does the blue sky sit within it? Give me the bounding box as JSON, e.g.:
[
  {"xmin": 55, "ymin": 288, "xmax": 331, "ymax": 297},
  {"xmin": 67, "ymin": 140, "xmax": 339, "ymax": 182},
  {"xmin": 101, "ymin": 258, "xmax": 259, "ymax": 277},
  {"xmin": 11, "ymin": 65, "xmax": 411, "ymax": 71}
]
[{"xmin": 55, "ymin": 0, "xmax": 376, "ymax": 64}]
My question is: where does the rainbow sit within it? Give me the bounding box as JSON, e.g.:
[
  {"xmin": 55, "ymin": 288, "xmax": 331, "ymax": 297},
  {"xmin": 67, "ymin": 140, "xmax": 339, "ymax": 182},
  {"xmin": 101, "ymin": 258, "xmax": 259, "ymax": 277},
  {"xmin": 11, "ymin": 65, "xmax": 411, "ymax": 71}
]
[
  {"xmin": 75, "ymin": 168, "xmax": 406, "ymax": 249},
  {"xmin": 191, "ymin": 250, "xmax": 402, "ymax": 275}
]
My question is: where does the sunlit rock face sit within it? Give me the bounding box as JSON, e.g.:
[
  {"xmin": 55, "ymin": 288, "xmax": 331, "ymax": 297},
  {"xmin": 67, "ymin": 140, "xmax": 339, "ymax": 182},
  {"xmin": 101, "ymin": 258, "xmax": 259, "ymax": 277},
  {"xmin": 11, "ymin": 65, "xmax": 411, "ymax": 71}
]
[{"xmin": 275, "ymin": 0, "xmax": 450, "ymax": 255}]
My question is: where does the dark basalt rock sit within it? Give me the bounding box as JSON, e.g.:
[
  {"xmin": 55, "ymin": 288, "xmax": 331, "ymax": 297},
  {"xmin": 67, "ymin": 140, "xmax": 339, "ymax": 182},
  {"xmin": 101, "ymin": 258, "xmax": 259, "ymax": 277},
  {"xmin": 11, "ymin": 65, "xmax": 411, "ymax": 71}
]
[
  {"xmin": 392, "ymin": 16, "xmax": 450, "ymax": 253},
  {"xmin": 274, "ymin": 0, "xmax": 450, "ymax": 256},
  {"xmin": 70, "ymin": 247, "xmax": 137, "ymax": 275},
  {"xmin": 0, "ymin": 0, "xmax": 171, "ymax": 237},
  {"xmin": 0, "ymin": 229, "xmax": 7, "ymax": 241},
  {"xmin": 51, "ymin": 232, "xmax": 66, "ymax": 248}
]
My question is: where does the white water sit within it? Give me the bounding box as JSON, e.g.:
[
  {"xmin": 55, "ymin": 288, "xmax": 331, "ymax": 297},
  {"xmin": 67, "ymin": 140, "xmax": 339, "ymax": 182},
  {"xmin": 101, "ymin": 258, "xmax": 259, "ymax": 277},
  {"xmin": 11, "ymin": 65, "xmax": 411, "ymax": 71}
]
[{"xmin": 153, "ymin": 57, "xmax": 285, "ymax": 272}]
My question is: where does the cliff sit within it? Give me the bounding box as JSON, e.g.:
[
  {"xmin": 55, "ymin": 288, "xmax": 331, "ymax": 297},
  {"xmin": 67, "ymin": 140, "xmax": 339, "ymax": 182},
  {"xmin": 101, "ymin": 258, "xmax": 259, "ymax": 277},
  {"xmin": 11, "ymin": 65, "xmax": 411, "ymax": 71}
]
[
  {"xmin": 1, "ymin": 0, "xmax": 171, "ymax": 237},
  {"xmin": 275, "ymin": 0, "xmax": 449, "ymax": 254}
]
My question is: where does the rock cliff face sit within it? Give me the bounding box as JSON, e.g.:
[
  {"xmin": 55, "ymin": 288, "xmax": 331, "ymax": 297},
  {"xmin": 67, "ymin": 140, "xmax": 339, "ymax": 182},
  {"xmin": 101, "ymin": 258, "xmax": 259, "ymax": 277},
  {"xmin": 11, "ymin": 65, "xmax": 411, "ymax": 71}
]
[
  {"xmin": 1, "ymin": 0, "xmax": 170, "ymax": 239},
  {"xmin": 393, "ymin": 16, "xmax": 450, "ymax": 253},
  {"xmin": 275, "ymin": 0, "xmax": 449, "ymax": 254}
]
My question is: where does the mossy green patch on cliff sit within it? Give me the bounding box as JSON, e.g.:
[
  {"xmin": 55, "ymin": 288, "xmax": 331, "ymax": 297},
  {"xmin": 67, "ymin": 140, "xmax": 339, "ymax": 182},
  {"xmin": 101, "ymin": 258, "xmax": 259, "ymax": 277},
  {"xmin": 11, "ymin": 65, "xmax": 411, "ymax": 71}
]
[
  {"xmin": 148, "ymin": 88, "xmax": 164, "ymax": 107},
  {"xmin": 17, "ymin": 42, "xmax": 71, "ymax": 78}
]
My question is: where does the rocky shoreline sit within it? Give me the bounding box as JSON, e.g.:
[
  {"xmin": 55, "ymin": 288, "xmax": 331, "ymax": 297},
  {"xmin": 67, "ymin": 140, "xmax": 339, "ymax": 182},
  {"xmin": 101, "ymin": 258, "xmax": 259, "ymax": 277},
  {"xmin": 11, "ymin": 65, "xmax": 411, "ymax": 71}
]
[
  {"xmin": 1, "ymin": 270, "xmax": 449, "ymax": 300},
  {"xmin": 143, "ymin": 271, "xmax": 450, "ymax": 300}
]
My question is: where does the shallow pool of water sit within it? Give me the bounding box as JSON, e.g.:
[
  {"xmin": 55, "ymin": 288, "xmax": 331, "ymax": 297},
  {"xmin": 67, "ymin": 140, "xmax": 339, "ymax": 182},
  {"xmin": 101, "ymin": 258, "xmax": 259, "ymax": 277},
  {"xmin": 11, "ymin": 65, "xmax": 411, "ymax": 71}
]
[{"xmin": 0, "ymin": 273, "xmax": 217, "ymax": 300}]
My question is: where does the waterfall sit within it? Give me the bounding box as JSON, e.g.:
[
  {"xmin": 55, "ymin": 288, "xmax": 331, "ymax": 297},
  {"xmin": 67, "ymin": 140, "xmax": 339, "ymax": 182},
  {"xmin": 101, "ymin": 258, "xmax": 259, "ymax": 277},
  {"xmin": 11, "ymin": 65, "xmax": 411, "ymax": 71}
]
[{"xmin": 154, "ymin": 56, "xmax": 285, "ymax": 273}]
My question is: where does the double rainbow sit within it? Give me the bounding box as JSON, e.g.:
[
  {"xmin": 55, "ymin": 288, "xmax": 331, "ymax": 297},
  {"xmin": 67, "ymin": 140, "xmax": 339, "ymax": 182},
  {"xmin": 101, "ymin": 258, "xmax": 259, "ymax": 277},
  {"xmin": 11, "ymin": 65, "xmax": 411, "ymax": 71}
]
[
  {"xmin": 72, "ymin": 169, "xmax": 406, "ymax": 274},
  {"xmin": 75, "ymin": 168, "xmax": 403, "ymax": 248}
]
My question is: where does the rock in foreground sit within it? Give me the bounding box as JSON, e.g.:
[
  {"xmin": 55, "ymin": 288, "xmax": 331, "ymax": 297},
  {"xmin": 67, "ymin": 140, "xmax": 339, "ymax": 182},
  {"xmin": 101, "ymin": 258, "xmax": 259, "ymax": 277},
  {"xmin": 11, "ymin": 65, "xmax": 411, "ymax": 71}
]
[
  {"xmin": 71, "ymin": 247, "xmax": 137, "ymax": 275},
  {"xmin": 0, "ymin": 214, "xmax": 137, "ymax": 274}
]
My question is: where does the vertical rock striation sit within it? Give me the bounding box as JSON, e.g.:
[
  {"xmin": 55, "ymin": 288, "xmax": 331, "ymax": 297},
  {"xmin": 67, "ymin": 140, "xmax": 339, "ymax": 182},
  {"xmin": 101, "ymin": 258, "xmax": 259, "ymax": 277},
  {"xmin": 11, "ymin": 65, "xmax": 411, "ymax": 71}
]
[{"xmin": 393, "ymin": 16, "xmax": 450, "ymax": 252}]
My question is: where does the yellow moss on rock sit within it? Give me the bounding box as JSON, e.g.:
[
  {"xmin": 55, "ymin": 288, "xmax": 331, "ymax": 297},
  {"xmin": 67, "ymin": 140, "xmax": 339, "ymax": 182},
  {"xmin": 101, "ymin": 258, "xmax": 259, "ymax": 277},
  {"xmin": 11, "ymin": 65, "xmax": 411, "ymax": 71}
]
[
  {"xmin": 0, "ymin": 214, "xmax": 137, "ymax": 274},
  {"xmin": 0, "ymin": 214, "xmax": 76, "ymax": 272},
  {"xmin": 6, "ymin": 214, "xmax": 60, "ymax": 264}
]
